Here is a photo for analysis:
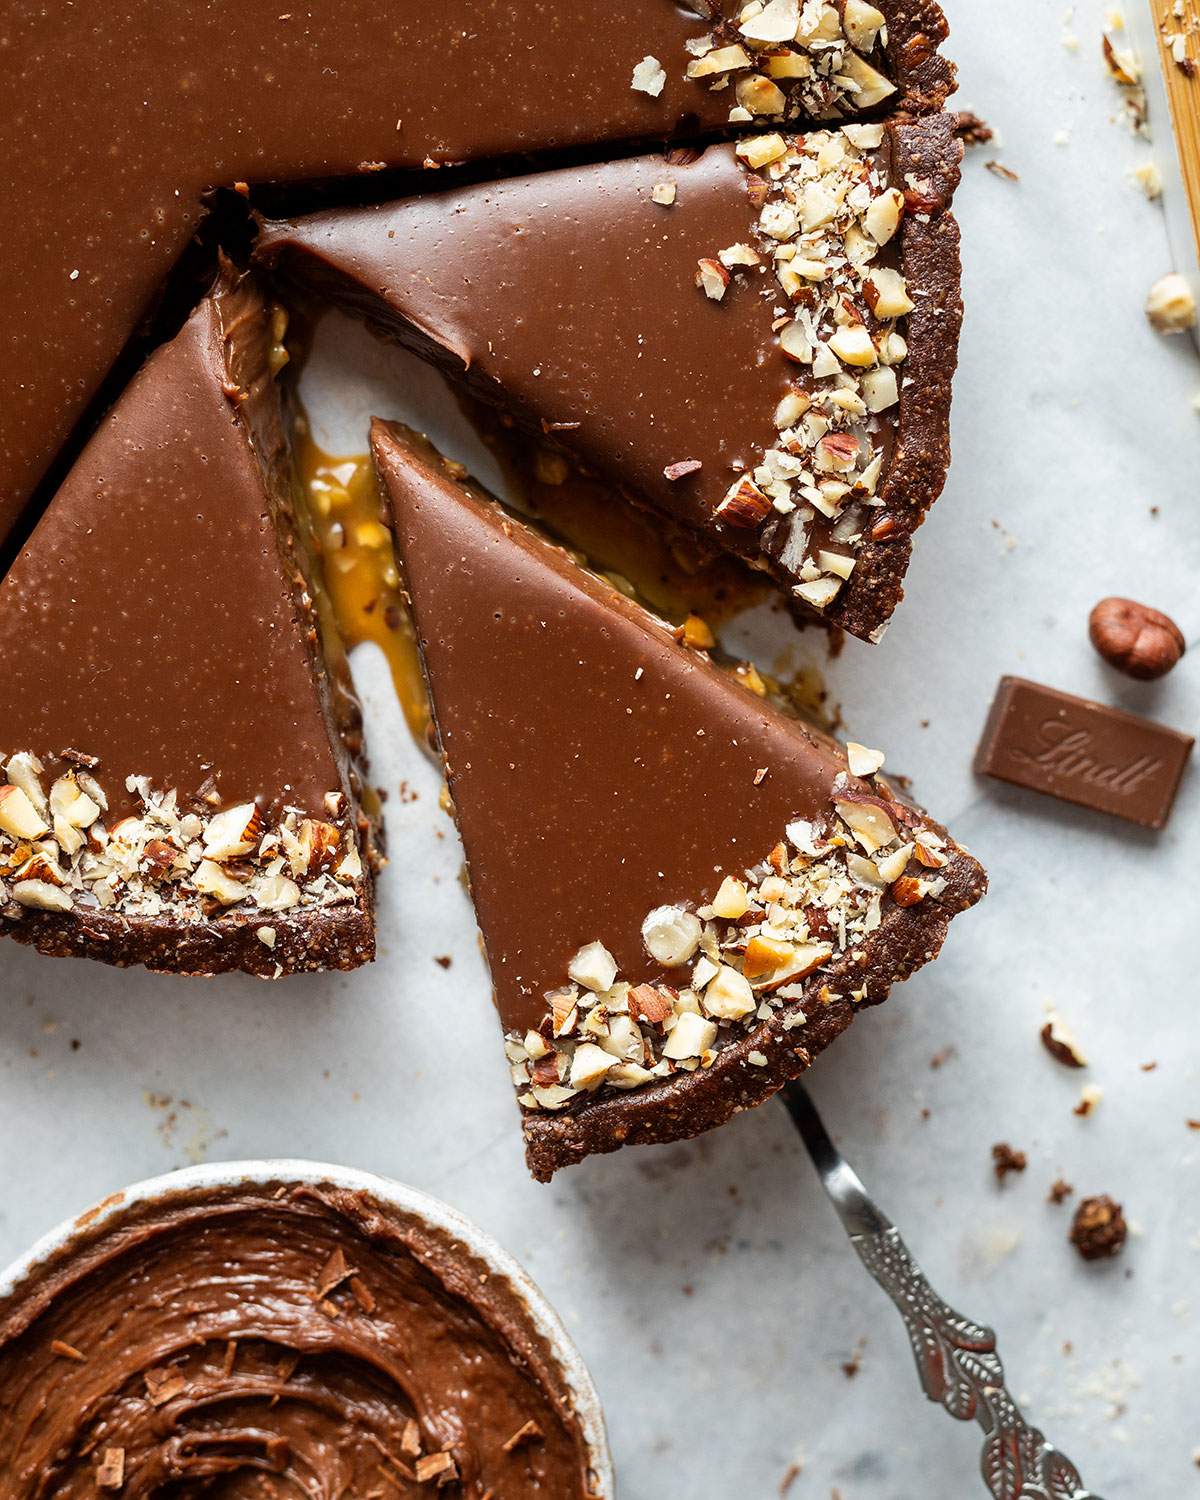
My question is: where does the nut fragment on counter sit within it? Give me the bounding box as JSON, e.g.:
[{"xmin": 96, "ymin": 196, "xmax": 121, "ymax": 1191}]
[
  {"xmin": 1145, "ymin": 271, "xmax": 1197, "ymax": 333},
  {"xmin": 1088, "ymin": 596, "xmax": 1185, "ymax": 680},
  {"xmin": 1040, "ymin": 1010, "xmax": 1088, "ymax": 1069},
  {"xmin": 1069, "ymin": 1194, "xmax": 1127, "ymax": 1260},
  {"xmin": 698, "ymin": 124, "xmax": 923, "ymax": 611},
  {"xmin": 0, "ymin": 752, "xmax": 364, "ymax": 924},
  {"xmin": 509, "ymin": 762, "xmax": 963, "ymax": 1110}
]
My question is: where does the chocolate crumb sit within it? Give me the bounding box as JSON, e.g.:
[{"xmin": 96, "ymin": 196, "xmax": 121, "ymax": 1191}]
[
  {"xmin": 984, "ymin": 159, "xmax": 1020, "ymax": 182},
  {"xmin": 434, "ymin": 954, "xmax": 453, "ymax": 970},
  {"xmin": 1070, "ymin": 1195, "xmax": 1127, "ymax": 1261},
  {"xmin": 779, "ymin": 1463, "xmax": 802, "ymax": 1496},
  {"xmin": 929, "ymin": 1044, "xmax": 956, "ymax": 1070},
  {"xmin": 1048, "ymin": 1178, "xmax": 1074, "ymax": 1205},
  {"xmin": 954, "ymin": 110, "xmax": 994, "ymax": 146},
  {"xmin": 992, "ymin": 1142, "xmax": 1027, "ymax": 1182}
]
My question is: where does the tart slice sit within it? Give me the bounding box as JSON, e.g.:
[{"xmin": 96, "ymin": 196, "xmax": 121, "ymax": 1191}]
[
  {"xmin": 259, "ymin": 115, "xmax": 962, "ymax": 643},
  {"xmin": 371, "ymin": 420, "xmax": 984, "ymax": 1179},
  {"xmin": 0, "ymin": 271, "xmax": 377, "ymax": 976}
]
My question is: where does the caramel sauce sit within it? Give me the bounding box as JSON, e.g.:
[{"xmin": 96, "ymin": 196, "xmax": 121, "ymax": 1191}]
[
  {"xmin": 292, "ymin": 414, "xmax": 431, "ymax": 741},
  {"xmin": 291, "ymin": 397, "xmax": 833, "ymax": 750},
  {"xmin": 459, "ymin": 399, "xmax": 767, "ymax": 629}
]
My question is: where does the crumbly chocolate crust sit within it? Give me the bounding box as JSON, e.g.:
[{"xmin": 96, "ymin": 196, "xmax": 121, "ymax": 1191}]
[
  {"xmin": 812, "ymin": 110, "xmax": 961, "ymax": 638},
  {"xmin": 0, "ymin": 897, "xmax": 374, "ymax": 979},
  {"xmin": 523, "ymin": 835, "xmax": 982, "ymax": 1179}
]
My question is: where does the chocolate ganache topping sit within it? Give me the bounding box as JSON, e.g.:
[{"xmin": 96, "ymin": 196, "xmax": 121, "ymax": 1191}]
[{"xmin": 0, "ymin": 1181, "xmax": 596, "ymax": 1497}]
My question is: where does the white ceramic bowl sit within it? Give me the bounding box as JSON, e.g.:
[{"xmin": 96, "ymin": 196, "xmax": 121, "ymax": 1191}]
[{"xmin": 0, "ymin": 1158, "xmax": 614, "ymax": 1497}]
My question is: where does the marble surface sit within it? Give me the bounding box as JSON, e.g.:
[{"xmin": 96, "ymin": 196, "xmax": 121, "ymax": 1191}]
[{"xmin": 2, "ymin": 3, "xmax": 1198, "ymax": 1494}]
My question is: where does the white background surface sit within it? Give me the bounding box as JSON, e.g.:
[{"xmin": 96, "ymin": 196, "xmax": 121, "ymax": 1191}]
[{"xmin": 2, "ymin": 3, "xmax": 1198, "ymax": 1495}]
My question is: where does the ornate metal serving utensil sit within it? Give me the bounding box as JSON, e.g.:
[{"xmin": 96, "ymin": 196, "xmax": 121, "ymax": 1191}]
[{"xmin": 782, "ymin": 1080, "xmax": 1101, "ymax": 1500}]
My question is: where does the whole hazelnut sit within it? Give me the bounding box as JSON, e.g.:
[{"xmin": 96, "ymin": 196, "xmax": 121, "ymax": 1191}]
[{"xmin": 1088, "ymin": 596, "xmax": 1185, "ymax": 680}]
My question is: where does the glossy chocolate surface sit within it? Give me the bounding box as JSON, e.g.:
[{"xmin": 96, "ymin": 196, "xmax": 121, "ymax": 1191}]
[
  {"xmin": 372, "ymin": 420, "xmax": 866, "ymax": 1035},
  {"xmin": 0, "ymin": 1, "xmax": 953, "ymax": 554},
  {"xmin": 0, "ymin": 276, "xmax": 341, "ymax": 827},
  {"xmin": 261, "ymin": 119, "xmax": 961, "ymax": 639},
  {"xmin": 0, "ymin": 1181, "xmax": 591, "ymax": 1496}
]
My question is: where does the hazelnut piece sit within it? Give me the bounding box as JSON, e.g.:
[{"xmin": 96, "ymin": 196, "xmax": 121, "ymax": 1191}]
[{"xmin": 1088, "ymin": 596, "xmax": 1185, "ymax": 680}]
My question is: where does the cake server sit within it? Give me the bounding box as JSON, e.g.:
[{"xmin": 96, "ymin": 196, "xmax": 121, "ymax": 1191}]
[{"xmin": 782, "ymin": 1079, "xmax": 1102, "ymax": 1499}]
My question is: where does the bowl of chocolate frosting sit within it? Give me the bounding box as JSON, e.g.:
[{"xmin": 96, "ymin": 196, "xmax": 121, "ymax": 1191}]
[{"xmin": 0, "ymin": 1159, "xmax": 612, "ymax": 1496}]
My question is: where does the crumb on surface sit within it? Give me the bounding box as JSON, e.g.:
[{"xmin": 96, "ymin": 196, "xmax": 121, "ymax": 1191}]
[
  {"xmin": 993, "ymin": 1142, "xmax": 1028, "ymax": 1182},
  {"xmin": 1070, "ymin": 1195, "xmax": 1128, "ymax": 1260}
]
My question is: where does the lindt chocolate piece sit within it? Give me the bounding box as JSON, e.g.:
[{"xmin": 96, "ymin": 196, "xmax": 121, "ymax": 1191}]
[
  {"xmin": 0, "ymin": 271, "xmax": 376, "ymax": 976},
  {"xmin": 371, "ymin": 420, "xmax": 984, "ymax": 1179},
  {"xmin": 0, "ymin": 1182, "xmax": 594, "ymax": 1494},
  {"xmin": 0, "ymin": 0, "xmax": 953, "ymax": 554},
  {"xmin": 258, "ymin": 115, "xmax": 963, "ymax": 642},
  {"xmin": 974, "ymin": 676, "xmax": 1194, "ymax": 830}
]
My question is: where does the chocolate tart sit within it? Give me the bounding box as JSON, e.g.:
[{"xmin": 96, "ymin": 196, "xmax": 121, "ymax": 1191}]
[
  {"xmin": 0, "ymin": 1173, "xmax": 599, "ymax": 1495},
  {"xmin": 0, "ymin": 0, "xmax": 952, "ymax": 554},
  {"xmin": 0, "ymin": 271, "xmax": 376, "ymax": 977},
  {"xmin": 371, "ymin": 420, "xmax": 985, "ymax": 1179},
  {"xmin": 260, "ymin": 115, "xmax": 961, "ymax": 641}
]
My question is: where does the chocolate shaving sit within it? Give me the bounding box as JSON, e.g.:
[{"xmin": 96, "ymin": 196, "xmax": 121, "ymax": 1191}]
[
  {"xmin": 350, "ymin": 1275, "xmax": 378, "ymax": 1314},
  {"xmin": 984, "ymin": 159, "xmax": 1020, "ymax": 182},
  {"xmin": 414, "ymin": 1450, "xmax": 458, "ymax": 1486},
  {"xmin": 501, "ymin": 1418, "xmax": 544, "ymax": 1452},
  {"xmin": 144, "ymin": 1366, "xmax": 186, "ymax": 1405},
  {"xmin": 96, "ymin": 1447, "xmax": 126, "ymax": 1490},
  {"xmin": 315, "ymin": 1246, "xmax": 355, "ymax": 1299}
]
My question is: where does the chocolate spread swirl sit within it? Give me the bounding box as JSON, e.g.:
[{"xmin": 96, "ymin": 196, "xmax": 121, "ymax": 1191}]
[{"xmin": 0, "ymin": 1181, "xmax": 595, "ymax": 1496}]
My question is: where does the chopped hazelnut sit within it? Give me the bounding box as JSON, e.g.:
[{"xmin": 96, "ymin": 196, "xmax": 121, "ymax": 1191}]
[
  {"xmin": 642, "ymin": 905, "xmax": 702, "ymax": 966},
  {"xmin": 567, "ymin": 940, "xmax": 618, "ymax": 993},
  {"xmin": 630, "ymin": 55, "xmax": 666, "ymax": 96},
  {"xmin": 1146, "ymin": 272, "xmax": 1197, "ymax": 334}
]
